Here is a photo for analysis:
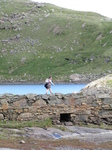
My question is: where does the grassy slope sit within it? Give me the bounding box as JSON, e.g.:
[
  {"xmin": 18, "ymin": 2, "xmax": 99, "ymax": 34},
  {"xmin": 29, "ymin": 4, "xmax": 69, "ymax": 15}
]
[{"xmin": 0, "ymin": 0, "xmax": 112, "ymax": 82}]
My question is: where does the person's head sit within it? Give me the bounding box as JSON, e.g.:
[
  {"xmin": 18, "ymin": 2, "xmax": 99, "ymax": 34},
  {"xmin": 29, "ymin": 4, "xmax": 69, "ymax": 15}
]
[{"xmin": 49, "ymin": 76, "xmax": 52, "ymax": 80}]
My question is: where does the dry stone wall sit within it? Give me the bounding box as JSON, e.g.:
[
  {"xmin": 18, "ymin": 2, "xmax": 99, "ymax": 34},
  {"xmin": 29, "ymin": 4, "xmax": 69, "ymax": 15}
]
[{"xmin": 0, "ymin": 92, "xmax": 112, "ymax": 125}]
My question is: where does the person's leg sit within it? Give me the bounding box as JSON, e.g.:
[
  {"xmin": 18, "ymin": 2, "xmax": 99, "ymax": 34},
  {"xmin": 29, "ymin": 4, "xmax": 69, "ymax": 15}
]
[
  {"xmin": 46, "ymin": 88, "xmax": 49, "ymax": 94},
  {"xmin": 49, "ymin": 88, "xmax": 52, "ymax": 94}
]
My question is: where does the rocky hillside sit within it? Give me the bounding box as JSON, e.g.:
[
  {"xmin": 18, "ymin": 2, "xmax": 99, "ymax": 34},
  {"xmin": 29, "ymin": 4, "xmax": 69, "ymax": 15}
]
[{"xmin": 0, "ymin": 0, "xmax": 112, "ymax": 82}]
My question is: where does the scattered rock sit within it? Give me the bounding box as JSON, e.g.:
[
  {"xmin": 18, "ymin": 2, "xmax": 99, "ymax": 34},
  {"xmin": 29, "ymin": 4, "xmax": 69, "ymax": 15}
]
[
  {"xmin": 20, "ymin": 140, "xmax": 25, "ymax": 144},
  {"xmin": 64, "ymin": 122, "xmax": 73, "ymax": 126},
  {"xmin": 96, "ymin": 33, "xmax": 103, "ymax": 40}
]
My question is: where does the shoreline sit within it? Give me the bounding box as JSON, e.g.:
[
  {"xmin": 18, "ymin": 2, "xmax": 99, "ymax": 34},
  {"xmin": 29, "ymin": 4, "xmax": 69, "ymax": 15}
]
[
  {"xmin": 0, "ymin": 73, "xmax": 106, "ymax": 85},
  {"xmin": 0, "ymin": 81, "xmax": 89, "ymax": 85}
]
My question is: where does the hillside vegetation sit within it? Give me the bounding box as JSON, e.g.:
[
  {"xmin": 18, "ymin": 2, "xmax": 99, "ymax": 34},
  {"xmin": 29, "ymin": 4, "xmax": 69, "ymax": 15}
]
[{"xmin": 0, "ymin": 0, "xmax": 112, "ymax": 82}]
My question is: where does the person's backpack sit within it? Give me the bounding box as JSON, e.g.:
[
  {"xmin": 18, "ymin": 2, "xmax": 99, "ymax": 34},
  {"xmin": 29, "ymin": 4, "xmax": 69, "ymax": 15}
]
[
  {"xmin": 44, "ymin": 83, "xmax": 48, "ymax": 88},
  {"xmin": 44, "ymin": 82, "xmax": 50, "ymax": 88}
]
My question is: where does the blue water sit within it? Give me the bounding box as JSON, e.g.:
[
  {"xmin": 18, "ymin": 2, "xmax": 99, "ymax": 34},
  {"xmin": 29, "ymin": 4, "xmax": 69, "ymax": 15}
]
[
  {"xmin": 53, "ymin": 133, "xmax": 62, "ymax": 139},
  {"xmin": 0, "ymin": 84, "xmax": 86, "ymax": 95}
]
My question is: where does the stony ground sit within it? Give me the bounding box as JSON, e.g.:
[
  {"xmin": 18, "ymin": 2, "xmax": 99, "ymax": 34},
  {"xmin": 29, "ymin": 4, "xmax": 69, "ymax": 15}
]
[
  {"xmin": 0, "ymin": 137, "xmax": 112, "ymax": 150},
  {"xmin": 0, "ymin": 126, "xmax": 112, "ymax": 150}
]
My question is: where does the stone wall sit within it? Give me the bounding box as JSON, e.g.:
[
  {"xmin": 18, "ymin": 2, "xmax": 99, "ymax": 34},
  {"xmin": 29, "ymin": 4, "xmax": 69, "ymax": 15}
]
[{"xmin": 0, "ymin": 92, "xmax": 112, "ymax": 125}]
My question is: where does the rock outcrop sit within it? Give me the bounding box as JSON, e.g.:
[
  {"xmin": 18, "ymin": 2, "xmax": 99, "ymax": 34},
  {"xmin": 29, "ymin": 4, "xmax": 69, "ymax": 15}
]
[
  {"xmin": 81, "ymin": 74, "xmax": 112, "ymax": 95},
  {"xmin": 69, "ymin": 73, "xmax": 105, "ymax": 83}
]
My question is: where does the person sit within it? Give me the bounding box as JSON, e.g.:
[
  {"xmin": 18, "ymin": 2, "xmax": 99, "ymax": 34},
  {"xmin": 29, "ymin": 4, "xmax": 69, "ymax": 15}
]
[{"xmin": 44, "ymin": 76, "xmax": 54, "ymax": 94}]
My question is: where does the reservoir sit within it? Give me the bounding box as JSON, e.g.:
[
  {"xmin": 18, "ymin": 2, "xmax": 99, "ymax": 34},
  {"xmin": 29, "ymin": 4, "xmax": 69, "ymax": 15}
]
[{"xmin": 0, "ymin": 84, "xmax": 86, "ymax": 95}]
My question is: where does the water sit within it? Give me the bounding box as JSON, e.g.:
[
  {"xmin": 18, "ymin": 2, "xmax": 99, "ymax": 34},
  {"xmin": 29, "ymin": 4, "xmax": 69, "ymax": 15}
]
[
  {"xmin": 53, "ymin": 133, "xmax": 62, "ymax": 139},
  {"xmin": 0, "ymin": 84, "xmax": 86, "ymax": 95}
]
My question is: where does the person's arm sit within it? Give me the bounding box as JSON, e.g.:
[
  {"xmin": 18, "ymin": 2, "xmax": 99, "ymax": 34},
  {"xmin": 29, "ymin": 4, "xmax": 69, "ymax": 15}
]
[{"xmin": 49, "ymin": 80, "xmax": 55, "ymax": 85}]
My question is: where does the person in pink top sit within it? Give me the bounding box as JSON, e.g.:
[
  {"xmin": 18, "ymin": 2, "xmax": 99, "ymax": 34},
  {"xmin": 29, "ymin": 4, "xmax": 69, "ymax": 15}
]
[{"xmin": 44, "ymin": 76, "xmax": 54, "ymax": 94}]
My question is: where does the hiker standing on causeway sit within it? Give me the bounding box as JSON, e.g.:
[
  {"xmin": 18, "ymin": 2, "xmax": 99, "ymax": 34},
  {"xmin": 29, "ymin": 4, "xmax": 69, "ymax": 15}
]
[{"xmin": 44, "ymin": 76, "xmax": 55, "ymax": 94}]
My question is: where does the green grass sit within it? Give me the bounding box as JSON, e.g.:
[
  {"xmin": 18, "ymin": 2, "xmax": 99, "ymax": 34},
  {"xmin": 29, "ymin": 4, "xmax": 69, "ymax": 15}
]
[
  {"xmin": 81, "ymin": 123, "xmax": 112, "ymax": 130},
  {"xmin": 106, "ymin": 80, "xmax": 112, "ymax": 87},
  {"xmin": 0, "ymin": 118, "xmax": 52, "ymax": 129},
  {"xmin": 0, "ymin": 0, "xmax": 112, "ymax": 82},
  {"xmin": 0, "ymin": 120, "xmax": 111, "ymax": 131}
]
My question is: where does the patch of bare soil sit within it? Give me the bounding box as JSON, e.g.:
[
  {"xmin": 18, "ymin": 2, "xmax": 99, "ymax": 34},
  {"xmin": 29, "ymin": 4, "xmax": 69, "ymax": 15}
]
[{"xmin": 0, "ymin": 137, "xmax": 112, "ymax": 150}]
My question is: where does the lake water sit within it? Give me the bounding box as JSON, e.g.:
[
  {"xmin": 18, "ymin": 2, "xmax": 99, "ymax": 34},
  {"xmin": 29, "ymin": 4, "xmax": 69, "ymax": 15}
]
[{"xmin": 0, "ymin": 84, "xmax": 86, "ymax": 95}]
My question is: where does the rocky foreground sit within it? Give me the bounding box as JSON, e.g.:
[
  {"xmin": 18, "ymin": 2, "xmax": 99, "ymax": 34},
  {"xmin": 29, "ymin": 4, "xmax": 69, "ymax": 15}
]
[{"xmin": 0, "ymin": 125, "xmax": 112, "ymax": 150}]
